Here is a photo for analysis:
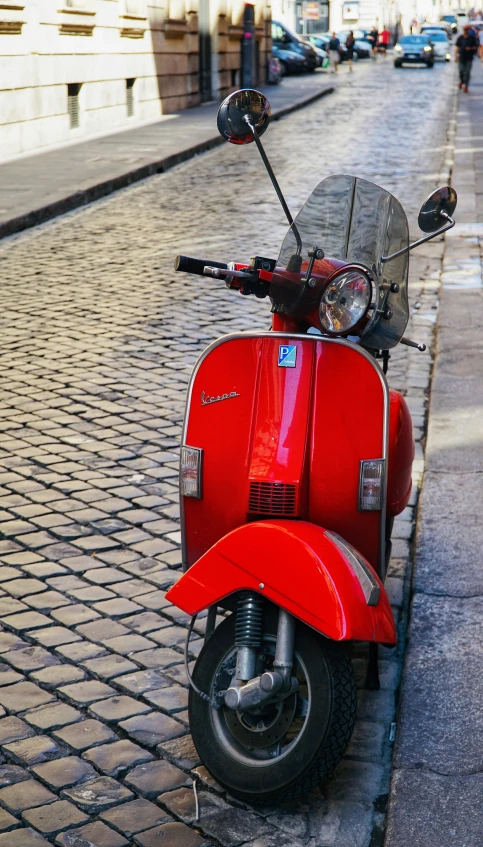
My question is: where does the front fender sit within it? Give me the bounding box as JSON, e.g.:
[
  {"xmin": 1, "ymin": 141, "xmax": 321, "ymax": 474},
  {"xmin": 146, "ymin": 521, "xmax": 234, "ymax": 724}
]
[{"xmin": 166, "ymin": 520, "xmax": 396, "ymax": 645}]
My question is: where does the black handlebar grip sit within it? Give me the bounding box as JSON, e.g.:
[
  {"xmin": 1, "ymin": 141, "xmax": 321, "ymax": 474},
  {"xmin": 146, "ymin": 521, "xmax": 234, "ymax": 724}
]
[{"xmin": 174, "ymin": 255, "xmax": 228, "ymax": 276}]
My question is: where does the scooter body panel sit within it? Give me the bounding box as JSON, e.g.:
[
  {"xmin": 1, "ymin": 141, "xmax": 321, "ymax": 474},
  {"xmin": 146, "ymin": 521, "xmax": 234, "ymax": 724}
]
[
  {"xmin": 387, "ymin": 389, "xmax": 414, "ymax": 516},
  {"xmin": 182, "ymin": 332, "xmax": 391, "ymax": 577},
  {"xmin": 166, "ymin": 520, "xmax": 396, "ymax": 645}
]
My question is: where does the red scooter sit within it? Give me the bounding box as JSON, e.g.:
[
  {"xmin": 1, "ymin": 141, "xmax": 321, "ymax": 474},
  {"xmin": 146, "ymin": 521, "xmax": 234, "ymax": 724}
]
[{"xmin": 166, "ymin": 89, "xmax": 457, "ymax": 804}]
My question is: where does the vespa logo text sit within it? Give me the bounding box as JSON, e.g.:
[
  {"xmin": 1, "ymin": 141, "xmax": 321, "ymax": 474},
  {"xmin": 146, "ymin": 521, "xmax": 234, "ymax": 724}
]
[
  {"xmin": 278, "ymin": 345, "xmax": 297, "ymax": 368},
  {"xmin": 201, "ymin": 390, "xmax": 241, "ymax": 407}
]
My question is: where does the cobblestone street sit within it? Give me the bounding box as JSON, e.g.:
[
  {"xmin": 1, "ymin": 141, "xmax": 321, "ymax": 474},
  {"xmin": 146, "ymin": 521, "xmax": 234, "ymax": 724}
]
[{"xmin": 0, "ymin": 59, "xmax": 455, "ymax": 846}]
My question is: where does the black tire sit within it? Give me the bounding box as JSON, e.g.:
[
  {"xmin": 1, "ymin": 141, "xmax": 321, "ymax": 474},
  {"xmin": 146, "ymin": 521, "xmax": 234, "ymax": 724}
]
[
  {"xmin": 394, "ymin": 61, "xmax": 402, "ymax": 68},
  {"xmin": 279, "ymin": 61, "xmax": 288, "ymax": 76},
  {"xmin": 427, "ymin": 61, "xmax": 434, "ymax": 68},
  {"xmin": 189, "ymin": 609, "xmax": 356, "ymax": 805}
]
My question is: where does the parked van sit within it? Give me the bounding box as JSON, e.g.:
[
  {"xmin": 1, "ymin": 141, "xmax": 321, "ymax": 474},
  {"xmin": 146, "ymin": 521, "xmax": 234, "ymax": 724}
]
[{"xmin": 271, "ymin": 21, "xmax": 319, "ymax": 73}]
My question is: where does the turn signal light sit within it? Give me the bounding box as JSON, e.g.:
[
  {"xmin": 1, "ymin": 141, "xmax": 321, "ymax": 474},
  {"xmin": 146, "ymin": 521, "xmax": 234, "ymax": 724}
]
[
  {"xmin": 180, "ymin": 445, "xmax": 203, "ymax": 498},
  {"xmin": 358, "ymin": 459, "xmax": 385, "ymax": 511}
]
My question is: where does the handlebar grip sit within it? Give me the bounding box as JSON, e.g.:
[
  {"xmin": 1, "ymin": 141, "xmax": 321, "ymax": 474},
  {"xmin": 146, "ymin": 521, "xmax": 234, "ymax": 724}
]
[{"xmin": 174, "ymin": 255, "xmax": 228, "ymax": 276}]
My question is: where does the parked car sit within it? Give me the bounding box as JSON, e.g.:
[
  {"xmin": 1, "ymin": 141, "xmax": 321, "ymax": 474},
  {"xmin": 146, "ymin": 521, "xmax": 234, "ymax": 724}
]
[
  {"xmin": 308, "ymin": 43, "xmax": 330, "ymax": 68},
  {"xmin": 420, "ymin": 28, "xmax": 451, "ymax": 61},
  {"xmin": 271, "ymin": 21, "xmax": 319, "ymax": 73},
  {"xmin": 272, "ymin": 43, "xmax": 307, "ymax": 74},
  {"xmin": 393, "ymin": 35, "xmax": 434, "ymax": 67}
]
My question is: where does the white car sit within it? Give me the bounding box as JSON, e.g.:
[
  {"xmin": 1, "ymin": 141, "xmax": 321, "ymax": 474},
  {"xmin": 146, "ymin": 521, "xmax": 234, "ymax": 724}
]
[{"xmin": 421, "ymin": 28, "xmax": 451, "ymax": 61}]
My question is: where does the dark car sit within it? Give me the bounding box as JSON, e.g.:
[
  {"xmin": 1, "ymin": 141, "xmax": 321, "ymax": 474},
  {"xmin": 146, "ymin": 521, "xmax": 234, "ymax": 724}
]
[
  {"xmin": 271, "ymin": 21, "xmax": 318, "ymax": 73},
  {"xmin": 272, "ymin": 43, "xmax": 308, "ymax": 74},
  {"xmin": 393, "ymin": 35, "xmax": 434, "ymax": 67}
]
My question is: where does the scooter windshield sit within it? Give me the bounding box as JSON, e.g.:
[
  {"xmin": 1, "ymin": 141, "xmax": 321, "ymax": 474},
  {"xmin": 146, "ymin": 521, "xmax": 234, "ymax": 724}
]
[{"xmin": 274, "ymin": 174, "xmax": 410, "ymax": 350}]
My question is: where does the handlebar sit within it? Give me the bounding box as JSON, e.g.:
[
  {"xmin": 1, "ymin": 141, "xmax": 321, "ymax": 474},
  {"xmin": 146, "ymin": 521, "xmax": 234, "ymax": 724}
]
[{"xmin": 174, "ymin": 255, "xmax": 228, "ymax": 276}]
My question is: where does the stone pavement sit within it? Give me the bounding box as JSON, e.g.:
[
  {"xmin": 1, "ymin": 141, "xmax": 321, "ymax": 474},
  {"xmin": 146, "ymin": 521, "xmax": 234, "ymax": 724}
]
[
  {"xmin": 0, "ymin": 71, "xmax": 337, "ymax": 241},
  {"xmin": 0, "ymin": 59, "xmax": 456, "ymax": 845},
  {"xmin": 385, "ymin": 63, "xmax": 483, "ymax": 847}
]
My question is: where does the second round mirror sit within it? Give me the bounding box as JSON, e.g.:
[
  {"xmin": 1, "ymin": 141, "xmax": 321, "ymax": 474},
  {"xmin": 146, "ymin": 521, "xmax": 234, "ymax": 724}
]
[{"xmin": 418, "ymin": 186, "xmax": 457, "ymax": 233}]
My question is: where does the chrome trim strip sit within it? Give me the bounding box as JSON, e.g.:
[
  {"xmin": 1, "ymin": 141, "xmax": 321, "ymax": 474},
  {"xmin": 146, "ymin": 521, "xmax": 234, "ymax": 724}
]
[
  {"xmin": 325, "ymin": 530, "xmax": 381, "ymax": 606},
  {"xmin": 180, "ymin": 332, "xmax": 389, "ymax": 577}
]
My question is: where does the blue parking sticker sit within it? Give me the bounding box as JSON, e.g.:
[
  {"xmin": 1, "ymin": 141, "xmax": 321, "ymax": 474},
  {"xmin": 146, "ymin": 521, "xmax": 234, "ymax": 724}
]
[{"xmin": 278, "ymin": 345, "xmax": 297, "ymax": 368}]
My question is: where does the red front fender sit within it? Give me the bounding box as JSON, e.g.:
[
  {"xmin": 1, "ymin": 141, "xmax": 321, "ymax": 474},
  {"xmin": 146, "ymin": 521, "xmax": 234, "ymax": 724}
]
[{"xmin": 166, "ymin": 521, "xmax": 396, "ymax": 645}]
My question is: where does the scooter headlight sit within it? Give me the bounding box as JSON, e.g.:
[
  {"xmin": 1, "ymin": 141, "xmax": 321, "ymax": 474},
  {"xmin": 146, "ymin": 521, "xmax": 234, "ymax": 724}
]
[{"xmin": 319, "ymin": 269, "xmax": 372, "ymax": 334}]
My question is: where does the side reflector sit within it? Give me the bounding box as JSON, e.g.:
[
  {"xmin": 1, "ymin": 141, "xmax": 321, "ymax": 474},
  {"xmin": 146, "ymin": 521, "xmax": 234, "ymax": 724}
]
[
  {"xmin": 358, "ymin": 459, "xmax": 385, "ymax": 511},
  {"xmin": 325, "ymin": 531, "xmax": 380, "ymax": 606},
  {"xmin": 180, "ymin": 446, "xmax": 203, "ymax": 498}
]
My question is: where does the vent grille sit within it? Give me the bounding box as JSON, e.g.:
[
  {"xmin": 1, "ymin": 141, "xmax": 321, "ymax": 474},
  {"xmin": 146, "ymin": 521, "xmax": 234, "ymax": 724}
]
[
  {"xmin": 248, "ymin": 481, "xmax": 296, "ymax": 516},
  {"xmin": 68, "ymin": 83, "xmax": 81, "ymax": 129}
]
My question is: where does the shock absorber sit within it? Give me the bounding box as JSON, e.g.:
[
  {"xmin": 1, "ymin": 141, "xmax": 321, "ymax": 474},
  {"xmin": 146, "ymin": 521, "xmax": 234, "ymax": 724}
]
[{"xmin": 235, "ymin": 592, "xmax": 264, "ymax": 682}]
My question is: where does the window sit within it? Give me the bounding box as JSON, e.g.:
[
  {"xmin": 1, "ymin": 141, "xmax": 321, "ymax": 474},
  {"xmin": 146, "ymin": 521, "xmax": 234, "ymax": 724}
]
[
  {"xmin": 122, "ymin": 0, "xmax": 146, "ymax": 17},
  {"xmin": 126, "ymin": 78, "xmax": 135, "ymax": 117},
  {"xmin": 67, "ymin": 83, "xmax": 81, "ymax": 129},
  {"xmin": 64, "ymin": 0, "xmax": 95, "ymax": 9},
  {"xmin": 272, "ymin": 23, "xmax": 285, "ymax": 42}
]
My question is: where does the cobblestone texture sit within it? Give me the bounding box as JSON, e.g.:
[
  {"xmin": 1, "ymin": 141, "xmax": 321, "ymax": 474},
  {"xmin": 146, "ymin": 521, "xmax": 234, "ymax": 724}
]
[{"xmin": 0, "ymin": 61, "xmax": 454, "ymax": 844}]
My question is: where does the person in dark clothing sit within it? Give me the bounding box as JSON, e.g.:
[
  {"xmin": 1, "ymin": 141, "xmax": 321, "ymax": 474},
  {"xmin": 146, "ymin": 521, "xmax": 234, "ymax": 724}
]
[
  {"xmin": 345, "ymin": 31, "xmax": 355, "ymax": 71},
  {"xmin": 455, "ymin": 25, "xmax": 478, "ymax": 91},
  {"xmin": 328, "ymin": 33, "xmax": 341, "ymax": 73},
  {"xmin": 368, "ymin": 27, "xmax": 379, "ymax": 58}
]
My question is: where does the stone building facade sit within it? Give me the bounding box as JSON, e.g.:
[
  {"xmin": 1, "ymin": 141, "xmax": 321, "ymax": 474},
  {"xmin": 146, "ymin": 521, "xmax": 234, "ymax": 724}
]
[{"xmin": 0, "ymin": 0, "xmax": 272, "ymax": 160}]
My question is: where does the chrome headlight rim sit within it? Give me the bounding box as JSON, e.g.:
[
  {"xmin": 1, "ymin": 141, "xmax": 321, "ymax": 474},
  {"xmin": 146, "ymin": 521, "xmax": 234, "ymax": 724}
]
[{"xmin": 318, "ymin": 265, "xmax": 375, "ymax": 337}]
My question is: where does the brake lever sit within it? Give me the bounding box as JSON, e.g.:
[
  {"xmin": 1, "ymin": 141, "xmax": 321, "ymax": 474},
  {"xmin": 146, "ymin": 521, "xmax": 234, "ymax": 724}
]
[
  {"xmin": 400, "ymin": 337, "xmax": 426, "ymax": 352},
  {"xmin": 203, "ymin": 266, "xmax": 269, "ymax": 299}
]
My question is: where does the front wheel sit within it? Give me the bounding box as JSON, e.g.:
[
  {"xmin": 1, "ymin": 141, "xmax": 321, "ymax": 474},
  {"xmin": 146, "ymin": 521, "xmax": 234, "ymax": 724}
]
[{"xmin": 188, "ymin": 609, "xmax": 356, "ymax": 804}]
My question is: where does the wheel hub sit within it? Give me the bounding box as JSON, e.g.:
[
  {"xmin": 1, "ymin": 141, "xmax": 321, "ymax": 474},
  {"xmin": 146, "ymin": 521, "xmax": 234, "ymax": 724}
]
[{"xmin": 224, "ymin": 693, "xmax": 297, "ymax": 748}]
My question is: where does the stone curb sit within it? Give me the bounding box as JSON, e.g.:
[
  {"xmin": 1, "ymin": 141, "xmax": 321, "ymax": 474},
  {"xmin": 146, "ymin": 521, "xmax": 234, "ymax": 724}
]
[{"xmin": 0, "ymin": 86, "xmax": 334, "ymax": 242}]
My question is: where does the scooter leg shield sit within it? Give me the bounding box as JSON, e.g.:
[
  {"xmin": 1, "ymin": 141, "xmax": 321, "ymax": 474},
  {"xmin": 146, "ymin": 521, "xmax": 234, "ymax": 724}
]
[{"xmin": 166, "ymin": 520, "xmax": 396, "ymax": 645}]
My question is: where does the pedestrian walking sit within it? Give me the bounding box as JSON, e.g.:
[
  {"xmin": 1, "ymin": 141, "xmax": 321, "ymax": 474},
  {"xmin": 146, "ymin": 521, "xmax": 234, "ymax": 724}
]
[
  {"xmin": 328, "ymin": 32, "xmax": 341, "ymax": 73},
  {"xmin": 368, "ymin": 26, "xmax": 379, "ymax": 58},
  {"xmin": 455, "ymin": 24, "xmax": 478, "ymax": 92},
  {"xmin": 345, "ymin": 30, "xmax": 355, "ymax": 71},
  {"xmin": 479, "ymin": 26, "xmax": 483, "ymax": 62},
  {"xmin": 379, "ymin": 28, "xmax": 391, "ymax": 56}
]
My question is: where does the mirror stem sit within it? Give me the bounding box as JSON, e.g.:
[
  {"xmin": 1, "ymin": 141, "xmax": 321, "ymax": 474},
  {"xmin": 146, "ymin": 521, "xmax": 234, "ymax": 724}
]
[
  {"xmin": 381, "ymin": 211, "xmax": 455, "ymax": 263},
  {"xmin": 244, "ymin": 115, "xmax": 303, "ymax": 256}
]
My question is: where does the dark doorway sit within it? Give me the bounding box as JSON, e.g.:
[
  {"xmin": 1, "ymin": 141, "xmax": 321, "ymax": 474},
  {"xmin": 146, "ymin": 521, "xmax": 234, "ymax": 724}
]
[{"xmin": 199, "ymin": 0, "xmax": 212, "ymax": 102}]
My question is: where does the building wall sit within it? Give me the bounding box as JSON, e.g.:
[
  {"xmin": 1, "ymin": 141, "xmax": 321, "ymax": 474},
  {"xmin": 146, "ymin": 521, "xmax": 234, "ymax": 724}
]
[{"xmin": 0, "ymin": 0, "xmax": 272, "ymax": 160}]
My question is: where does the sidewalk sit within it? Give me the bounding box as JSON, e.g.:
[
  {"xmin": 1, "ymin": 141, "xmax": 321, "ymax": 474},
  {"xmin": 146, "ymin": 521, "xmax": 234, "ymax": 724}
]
[
  {"xmin": 385, "ymin": 64, "xmax": 483, "ymax": 846},
  {"xmin": 0, "ymin": 73, "xmax": 334, "ymax": 240}
]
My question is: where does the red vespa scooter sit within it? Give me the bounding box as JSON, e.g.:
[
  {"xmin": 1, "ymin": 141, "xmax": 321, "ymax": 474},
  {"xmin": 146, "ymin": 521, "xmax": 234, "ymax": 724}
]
[{"xmin": 165, "ymin": 89, "xmax": 457, "ymax": 804}]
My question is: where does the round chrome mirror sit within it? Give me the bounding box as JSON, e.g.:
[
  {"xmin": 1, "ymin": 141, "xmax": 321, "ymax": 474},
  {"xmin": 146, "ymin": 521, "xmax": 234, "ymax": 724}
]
[
  {"xmin": 418, "ymin": 186, "xmax": 457, "ymax": 233},
  {"xmin": 217, "ymin": 89, "xmax": 271, "ymax": 145}
]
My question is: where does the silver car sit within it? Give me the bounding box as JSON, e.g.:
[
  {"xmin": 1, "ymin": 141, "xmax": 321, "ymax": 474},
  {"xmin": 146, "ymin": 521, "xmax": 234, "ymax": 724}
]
[{"xmin": 421, "ymin": 28, "xmax": 451, "ymax": 61}]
